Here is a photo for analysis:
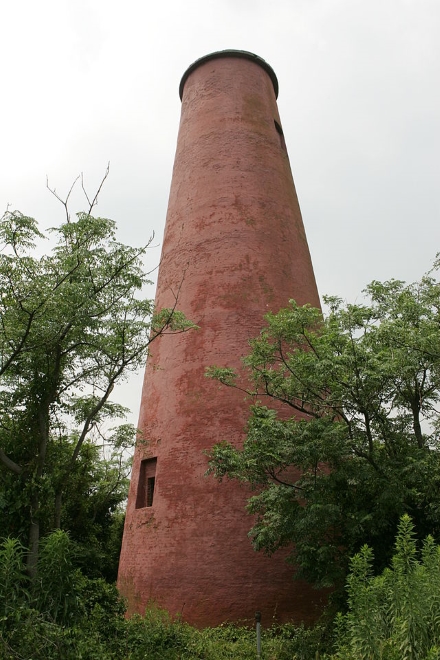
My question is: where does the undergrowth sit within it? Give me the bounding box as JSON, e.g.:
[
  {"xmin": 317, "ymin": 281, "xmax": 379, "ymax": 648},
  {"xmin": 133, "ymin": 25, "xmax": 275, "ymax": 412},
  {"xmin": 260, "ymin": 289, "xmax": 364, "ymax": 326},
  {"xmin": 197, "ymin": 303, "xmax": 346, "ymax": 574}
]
[{"xmin": 3, "ymin": 516, "xmax": 440, "ymax": 659}]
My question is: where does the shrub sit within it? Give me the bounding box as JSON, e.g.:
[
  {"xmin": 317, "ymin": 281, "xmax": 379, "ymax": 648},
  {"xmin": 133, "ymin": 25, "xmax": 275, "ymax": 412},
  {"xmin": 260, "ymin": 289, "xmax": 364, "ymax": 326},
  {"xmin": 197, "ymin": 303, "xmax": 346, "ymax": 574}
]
[{"xmin": 332, "ymin": 515, "xmax": 440, "ymax": 660}]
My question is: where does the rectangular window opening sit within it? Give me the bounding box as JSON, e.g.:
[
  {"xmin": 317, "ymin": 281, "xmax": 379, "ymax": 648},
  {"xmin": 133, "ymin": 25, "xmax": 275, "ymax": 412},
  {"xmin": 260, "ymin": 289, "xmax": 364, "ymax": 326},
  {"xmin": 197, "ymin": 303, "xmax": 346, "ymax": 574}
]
[{"xmin": 136, "ymin": 457, "xmax": 157, "ymax": 508}]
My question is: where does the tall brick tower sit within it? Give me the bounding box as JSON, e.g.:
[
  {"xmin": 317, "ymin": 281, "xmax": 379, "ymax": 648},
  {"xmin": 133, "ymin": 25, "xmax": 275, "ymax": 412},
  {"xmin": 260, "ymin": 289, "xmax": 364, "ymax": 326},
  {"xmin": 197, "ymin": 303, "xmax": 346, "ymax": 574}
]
[{"xmin": 118, "ymin": 50, "xmax": 323, "ymax": 627}]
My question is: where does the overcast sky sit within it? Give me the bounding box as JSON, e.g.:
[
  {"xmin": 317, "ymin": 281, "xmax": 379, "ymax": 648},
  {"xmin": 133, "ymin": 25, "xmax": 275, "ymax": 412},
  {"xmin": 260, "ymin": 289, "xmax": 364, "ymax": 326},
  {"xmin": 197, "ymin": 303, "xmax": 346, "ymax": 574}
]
[{"xmin": 1, "ymin": 0, "xmax": 439, "ymax": 419}]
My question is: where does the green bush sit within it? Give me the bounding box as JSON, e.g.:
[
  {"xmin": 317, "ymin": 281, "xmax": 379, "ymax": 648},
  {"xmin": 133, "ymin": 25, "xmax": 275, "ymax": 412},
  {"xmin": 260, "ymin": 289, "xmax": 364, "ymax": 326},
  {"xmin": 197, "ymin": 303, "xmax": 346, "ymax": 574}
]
[
  {"xmin": 0, "ymin": 538, "xmax": 29, "ymax": 623},
  {"xmin": 32, "ymin": 529, "xmax": 83, "ymax": 625},
  {"xmin": 0, "ymin": 531, "xmax": 328, "ymax": 659},
  {"xmin": 331, "ymin": 515, "xmax": 440, "ymax": 660}
]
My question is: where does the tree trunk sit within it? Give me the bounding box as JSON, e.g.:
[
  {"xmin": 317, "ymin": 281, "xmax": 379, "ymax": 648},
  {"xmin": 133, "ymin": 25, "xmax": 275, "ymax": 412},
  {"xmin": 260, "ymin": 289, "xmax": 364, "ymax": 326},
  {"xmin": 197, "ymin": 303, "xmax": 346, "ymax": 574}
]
[
  {"xmin": 54, "ymin": 491, "xmax": 62, "ymax": 529},
  {"xmin": 27, "ymin": 494, "xmax": 40, "ymax": 579}
]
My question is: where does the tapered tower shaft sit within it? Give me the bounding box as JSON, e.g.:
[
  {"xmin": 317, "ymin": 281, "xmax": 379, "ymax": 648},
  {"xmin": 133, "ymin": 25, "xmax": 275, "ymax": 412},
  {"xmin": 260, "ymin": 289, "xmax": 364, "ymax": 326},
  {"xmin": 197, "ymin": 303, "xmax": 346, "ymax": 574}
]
[{"xmin": 118, "ymin": 51, "xmax": 323, "ymax": 626}]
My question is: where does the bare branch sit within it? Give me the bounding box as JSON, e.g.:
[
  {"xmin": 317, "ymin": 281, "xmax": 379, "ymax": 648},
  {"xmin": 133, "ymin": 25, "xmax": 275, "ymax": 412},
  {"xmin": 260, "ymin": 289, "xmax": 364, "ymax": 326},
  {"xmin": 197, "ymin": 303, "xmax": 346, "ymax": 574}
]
[
  {"xmin": 81, "ymin": 163, "xmax": 110, "ymax": 215},
  {"xmin": 46, "ymin": 175, "xmax": 80, "ymax": 224}
]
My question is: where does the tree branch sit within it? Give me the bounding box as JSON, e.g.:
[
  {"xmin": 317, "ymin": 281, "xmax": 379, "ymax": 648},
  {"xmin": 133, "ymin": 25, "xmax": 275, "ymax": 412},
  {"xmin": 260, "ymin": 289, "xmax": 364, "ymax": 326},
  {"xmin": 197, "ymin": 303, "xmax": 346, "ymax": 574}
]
[
  {"xmin": 81, "ymin": 163, "xmax": 110, "ymax": 215},
  {"xmin": 47, "ymin": 175, "xmax": 80, "ymax": 224},
  {"xmin": 0, "ymin": 448, "xmax": 22, "ymax": 474}
]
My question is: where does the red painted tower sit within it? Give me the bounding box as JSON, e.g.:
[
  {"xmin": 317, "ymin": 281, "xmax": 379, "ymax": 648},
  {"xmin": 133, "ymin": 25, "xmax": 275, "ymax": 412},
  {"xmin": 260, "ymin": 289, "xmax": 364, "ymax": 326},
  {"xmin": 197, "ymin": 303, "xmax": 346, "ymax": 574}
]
[{"xmin": 118, "ymin": 50, "xmax": 323, "ymax": 627}]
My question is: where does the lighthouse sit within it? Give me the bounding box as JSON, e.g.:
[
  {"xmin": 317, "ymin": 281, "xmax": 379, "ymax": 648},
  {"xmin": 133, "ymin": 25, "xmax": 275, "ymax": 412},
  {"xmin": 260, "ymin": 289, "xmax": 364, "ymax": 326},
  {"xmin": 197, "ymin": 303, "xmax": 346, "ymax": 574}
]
[{"xmin": 118, "ymin": 50, "xmax": 323, "ymax": 627}]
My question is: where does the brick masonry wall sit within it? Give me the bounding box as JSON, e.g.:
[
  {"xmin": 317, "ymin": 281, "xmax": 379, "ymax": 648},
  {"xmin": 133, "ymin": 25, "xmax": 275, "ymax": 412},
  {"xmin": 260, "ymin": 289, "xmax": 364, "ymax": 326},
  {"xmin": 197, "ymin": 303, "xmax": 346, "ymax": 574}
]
[{"xmin": 117, "ymin": 52, "xmax": 325, "ymax": 627}]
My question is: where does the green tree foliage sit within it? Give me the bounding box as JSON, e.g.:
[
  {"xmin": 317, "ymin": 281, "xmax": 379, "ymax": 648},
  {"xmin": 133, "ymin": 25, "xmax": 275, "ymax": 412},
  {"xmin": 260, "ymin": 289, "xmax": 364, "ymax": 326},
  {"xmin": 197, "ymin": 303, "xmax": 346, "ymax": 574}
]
[
  {"xmin": 332, "ymin": 515, "xmax": 440, "ymax": 660},
  {"xmin": 0, "ymin": 196, "xmax": 194, "ymax": 575},
  {"xmin": 55, "ymin": 436, "xmax": 131, "ymax": 581},
  {"xmin": 0, "ymin": 530, "xmax": 125, "ymax": 658},
  {"xmin": 207, "ymin": 262, "xmax": 440, "ymax": 588}
]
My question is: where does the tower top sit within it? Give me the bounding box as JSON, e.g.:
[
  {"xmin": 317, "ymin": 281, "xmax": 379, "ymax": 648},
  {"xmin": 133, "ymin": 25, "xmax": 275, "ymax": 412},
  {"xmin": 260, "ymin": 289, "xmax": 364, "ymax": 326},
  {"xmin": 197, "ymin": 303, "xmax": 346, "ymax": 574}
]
[{"xmin": 179, "ymin": 49, "xmax": 279, "ymax": 100}]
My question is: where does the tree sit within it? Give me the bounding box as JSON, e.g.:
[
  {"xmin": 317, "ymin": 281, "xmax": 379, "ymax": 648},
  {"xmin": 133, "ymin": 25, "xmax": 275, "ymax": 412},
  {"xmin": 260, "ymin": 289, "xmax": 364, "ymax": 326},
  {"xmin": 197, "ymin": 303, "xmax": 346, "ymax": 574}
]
[
  {"xmin": 0, "ymin": 179, "xmax": 194, "ymax": 575},
  {"xmin": 207, "ymin": 262, "xmax": 440, "ymax": 589},
  {"xmin": 40, "ymin": 429, "xmax": 132, "ymax": 581}
]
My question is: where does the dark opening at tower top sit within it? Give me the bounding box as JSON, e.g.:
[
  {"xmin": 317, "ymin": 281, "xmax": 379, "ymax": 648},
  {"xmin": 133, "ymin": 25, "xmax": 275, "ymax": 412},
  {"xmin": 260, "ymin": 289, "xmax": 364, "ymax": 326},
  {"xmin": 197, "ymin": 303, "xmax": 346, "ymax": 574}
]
[{"xmin": 179, "ymin": 50, "xmax": 279, "ymax": 100}]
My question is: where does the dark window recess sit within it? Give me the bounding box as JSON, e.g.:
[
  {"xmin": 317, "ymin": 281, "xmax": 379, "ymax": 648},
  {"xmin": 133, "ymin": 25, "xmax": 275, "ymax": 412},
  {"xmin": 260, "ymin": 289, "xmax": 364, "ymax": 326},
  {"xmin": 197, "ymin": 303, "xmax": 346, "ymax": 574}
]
[
  {"xmin": 274, "ymin": 120, "xmax": 287, "ymax": 153},
  {"xmin": 136, "ymin": 458, "xmax": 157, "ymax": 508},
  {"xmin": 146, "ymin": 477, "xmax": 155, "ymax": 507}
]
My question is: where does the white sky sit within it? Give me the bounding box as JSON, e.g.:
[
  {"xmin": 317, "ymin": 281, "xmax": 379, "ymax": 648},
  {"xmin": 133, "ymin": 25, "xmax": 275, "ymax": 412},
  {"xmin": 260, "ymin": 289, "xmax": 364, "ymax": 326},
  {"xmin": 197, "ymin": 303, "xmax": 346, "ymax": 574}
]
[{"xmin": 1, "ymin": 0, "xmax": 439, "ymax": 421}]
